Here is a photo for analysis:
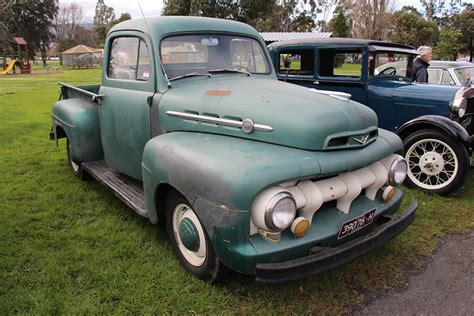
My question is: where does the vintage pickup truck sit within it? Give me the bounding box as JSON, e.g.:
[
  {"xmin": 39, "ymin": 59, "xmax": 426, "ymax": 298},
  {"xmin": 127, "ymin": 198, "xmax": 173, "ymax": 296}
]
[
  {"xmin": 268, "ymin": 38, "xmax": 473, "ymax": 196},
  {"xmin": 50, "ymin": 17, "xmax": 416, "ymax": 283}
]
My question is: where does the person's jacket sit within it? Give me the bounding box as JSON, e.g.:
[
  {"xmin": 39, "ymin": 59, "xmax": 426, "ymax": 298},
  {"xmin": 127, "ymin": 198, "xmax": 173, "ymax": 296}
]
[{"xmin": 411, "ymin": 57, "xmax": 430, "ymax": 83}]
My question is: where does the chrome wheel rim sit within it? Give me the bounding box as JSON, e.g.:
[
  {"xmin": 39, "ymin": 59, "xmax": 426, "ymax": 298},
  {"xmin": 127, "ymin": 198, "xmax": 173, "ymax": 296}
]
[
  {"xmin": 406, "ymin": 138, "xmax": 458, "ymax": 190},
  {"xmin": 172, "ymin": 203, "xmax": 206, "ymax": 267}
]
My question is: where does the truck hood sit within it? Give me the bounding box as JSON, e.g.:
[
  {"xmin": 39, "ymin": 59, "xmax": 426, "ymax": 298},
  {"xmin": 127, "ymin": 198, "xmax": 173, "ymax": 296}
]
[{"xmin": 159, "ymin": 76, "xmax": 378, "ymax": 151}]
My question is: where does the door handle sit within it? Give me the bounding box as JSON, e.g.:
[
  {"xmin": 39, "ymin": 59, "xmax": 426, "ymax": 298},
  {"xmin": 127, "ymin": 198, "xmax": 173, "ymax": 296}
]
[{"xmin": 313, "ymin": 80, "xmax": 319, "ymax": 85}]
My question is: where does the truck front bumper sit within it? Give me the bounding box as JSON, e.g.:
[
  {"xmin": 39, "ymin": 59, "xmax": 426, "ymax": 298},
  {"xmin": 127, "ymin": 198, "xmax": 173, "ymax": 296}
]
[{"xmin": 255, "ymin": 199, "xmax": 417, "ymax": 283}]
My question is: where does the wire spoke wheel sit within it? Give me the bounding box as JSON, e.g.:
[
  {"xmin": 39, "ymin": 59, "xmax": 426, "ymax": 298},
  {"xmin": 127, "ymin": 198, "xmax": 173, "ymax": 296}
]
[
  {"xmin": 403, "ymin": 129, "xmax": 469, "ymax": 195},
  {"xmin": 406, "ymin": 138, "xmax": 457, "ymax": 190}
]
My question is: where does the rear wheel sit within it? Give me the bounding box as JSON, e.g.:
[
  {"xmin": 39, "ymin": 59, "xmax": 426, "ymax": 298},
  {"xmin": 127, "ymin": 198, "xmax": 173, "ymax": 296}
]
[
  {"xmin": 403, "ymin": 129, "xmax": 469, "ymax": 195},
  {"xmin": 66, "ymin": 138, "xmax": 88, "ymax": 180},
  {"xmin": 165, "ymin": 191, "xmax": 222, "ymax": 282}
]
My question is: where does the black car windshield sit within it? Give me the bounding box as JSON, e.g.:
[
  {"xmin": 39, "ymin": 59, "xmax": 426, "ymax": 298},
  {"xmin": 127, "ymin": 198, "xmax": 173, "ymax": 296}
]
[
  {"xmin": 371, "ymin": 52, "xmax": 414, "ymax": 77},
  {"xmin": 160, "ymin": 34, "xmax": 270, "ymax": 80}
]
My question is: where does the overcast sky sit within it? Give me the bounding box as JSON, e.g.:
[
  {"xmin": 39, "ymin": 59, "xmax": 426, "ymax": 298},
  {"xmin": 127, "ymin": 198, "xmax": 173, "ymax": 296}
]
[
  {"xmin": 58, "ymin": 0, "xmax": 427, "ymax": 23},
  {"xmin": 58, "ymin": 0, "xmax": 165, "ymax": 21}
]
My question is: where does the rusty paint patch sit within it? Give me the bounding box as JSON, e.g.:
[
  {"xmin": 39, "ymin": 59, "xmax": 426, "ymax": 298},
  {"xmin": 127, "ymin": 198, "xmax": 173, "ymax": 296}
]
[{"xmin": 206, "ymin": 90, "xmax": 231, "ymax": 96}]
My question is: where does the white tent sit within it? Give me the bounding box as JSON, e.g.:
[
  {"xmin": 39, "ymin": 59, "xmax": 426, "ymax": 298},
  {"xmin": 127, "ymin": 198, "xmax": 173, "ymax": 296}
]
[{"xmin": 61, "ymin": 45, "xmax": 103, "ymax": 68}]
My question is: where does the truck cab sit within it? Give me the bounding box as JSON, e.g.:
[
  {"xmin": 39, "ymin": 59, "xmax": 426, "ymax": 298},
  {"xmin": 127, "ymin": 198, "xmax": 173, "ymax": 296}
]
[{"xmin": 50, "ymin": 17, "xmax": 416, "ymax": 283}]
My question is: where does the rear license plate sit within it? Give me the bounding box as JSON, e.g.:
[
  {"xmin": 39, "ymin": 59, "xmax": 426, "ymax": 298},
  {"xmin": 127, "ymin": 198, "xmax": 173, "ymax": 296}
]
[{"xmin": 338, "ymin": 208, "xmax": 376, "ymax": 239}]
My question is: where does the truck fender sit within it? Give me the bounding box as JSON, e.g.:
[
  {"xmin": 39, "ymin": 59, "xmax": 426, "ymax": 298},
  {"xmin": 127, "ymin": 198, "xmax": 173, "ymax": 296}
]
[
  {"xmin": 51, "ymin": 98, "xmax": 103, "ymax": 162},
  {"xmin": 396, "ymin": 115, "xmax": 470, "ymax": 147}
]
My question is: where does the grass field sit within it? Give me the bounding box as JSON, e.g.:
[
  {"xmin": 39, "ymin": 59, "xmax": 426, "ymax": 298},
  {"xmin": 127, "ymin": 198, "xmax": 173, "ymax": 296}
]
[{"xmin": 0, "ymin": 65, "xmax": 473, "ymax": 314}]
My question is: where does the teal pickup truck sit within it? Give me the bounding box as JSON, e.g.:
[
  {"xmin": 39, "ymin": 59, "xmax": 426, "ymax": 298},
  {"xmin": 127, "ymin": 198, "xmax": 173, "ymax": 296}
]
[{"xmin": 50, "ymin": 16, "xmax": 416, "ymax": 283}]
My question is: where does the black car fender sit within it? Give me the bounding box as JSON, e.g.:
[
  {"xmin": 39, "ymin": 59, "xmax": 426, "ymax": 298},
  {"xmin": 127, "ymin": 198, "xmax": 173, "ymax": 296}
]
[
  {"xmin": 395, "ymin": 115, "xmax": 469, "ymax": 145},
  {"xmin": 396, "ymin": 115, "xmax": 471, "ymax": 153}
]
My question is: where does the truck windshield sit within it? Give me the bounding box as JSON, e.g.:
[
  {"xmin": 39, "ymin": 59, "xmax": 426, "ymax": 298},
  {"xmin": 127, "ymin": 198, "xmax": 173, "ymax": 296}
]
[{"xmin": 160, "ymin": 34, "xmax": 270, "ymax": 80}]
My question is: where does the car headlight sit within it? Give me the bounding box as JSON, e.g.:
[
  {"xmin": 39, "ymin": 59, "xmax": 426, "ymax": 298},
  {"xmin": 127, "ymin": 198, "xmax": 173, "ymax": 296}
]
[
  {"xmin": 450, "ymin": 97, "xmax": 467, "ymax": 118},
  {"xmin": 388, "ymin": 156, "xmax": 407, "ymax": 186},
  {"xmin": 265, "ymin": 192, "xmax": 297, "ymax": 231}
]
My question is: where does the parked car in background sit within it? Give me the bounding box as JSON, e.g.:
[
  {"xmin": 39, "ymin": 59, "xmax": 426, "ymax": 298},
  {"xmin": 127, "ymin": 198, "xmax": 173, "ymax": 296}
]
[
  {"xmin": 427, "ymin": 61, "xmax": 473, "ymax": 86},
  {"xmin": 375, "ymin": 60, "xmax": 474, "ymax": 87},
  {"xmin": 268, "ymin": 38, "xmax": 474, "ymax": 196}
]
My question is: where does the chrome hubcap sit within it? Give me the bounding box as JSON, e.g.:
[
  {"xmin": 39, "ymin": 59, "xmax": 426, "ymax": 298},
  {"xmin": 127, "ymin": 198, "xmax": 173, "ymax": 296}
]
[{"xmin": 172, "ymin": 203, "xmax": 206, "ymax": 267}]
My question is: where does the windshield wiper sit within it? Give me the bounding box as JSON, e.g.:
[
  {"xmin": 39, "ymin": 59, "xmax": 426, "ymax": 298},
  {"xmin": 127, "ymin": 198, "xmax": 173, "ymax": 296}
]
[
  {"xmin": 169, "ymin": 72, "xmax": 212, "ymax": 82},
  {"xmin": 208, "ymin": 68, "xmax": 251, "ymax": 76}
]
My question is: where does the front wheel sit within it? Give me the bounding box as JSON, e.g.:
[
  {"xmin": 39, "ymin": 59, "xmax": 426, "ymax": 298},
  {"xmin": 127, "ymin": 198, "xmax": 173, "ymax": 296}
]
[
  {"xmin": 403, "ymin": 129, "xmax": 469, "ymax": 195},
  {"xmin": 165, "ymin": 191, "xmax": 222, "ymax": 282}
]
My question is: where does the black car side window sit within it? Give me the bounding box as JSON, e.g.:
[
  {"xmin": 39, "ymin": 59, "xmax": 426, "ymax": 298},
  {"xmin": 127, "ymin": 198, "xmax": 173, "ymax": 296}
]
[
  {"xmin": 278, "ymin": 49, "xmax": 314, "ymax": 76},
  {"xmin": 319, "ymin": 49, "xmax": 362, "ymax": 78}
]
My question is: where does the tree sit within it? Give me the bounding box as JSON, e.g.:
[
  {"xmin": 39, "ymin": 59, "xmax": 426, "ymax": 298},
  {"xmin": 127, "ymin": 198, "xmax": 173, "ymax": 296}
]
[
  {"xmin": 420, "ymin": 0, "xmax": 467, "ymax": 21},
  {"xmin": 434, "ymin": 27, "xmax": 463, "ymax": 60},
  {"xmin": 3, "ymin": 0, "xmax": 58, "ymax": 66},
  {"xmin": 0, "ymin": 1, "xmax": 14, "ymax": 56},
  {"xmin": 390, "ymin": 6, "xmax": 439, "ymax": 47},
  {"xmin": 93, "ymin": 0, "xmax": 115, "ymax": 46},
  {"xmin": 327, "ymin": 5, "xmax": 350, "ymax": 37},
  {"xmin": 162, "ymin": 0, "xmax": 318, "ymax": 32},
  {"xmin": 346, "ymin": 0, "xmax": 395, "ymax": 40},
  {"xmin": 456, "ymin": 8, "xmax": 474, "ymax": 61},
  {"xmin": 316, "ymin": 0, "xmax": 339, "ymax": 32},
  {"xmin": 54, "ymin": 2, "xmax": 84, "ymax": 40},
  {"xmin": 107, "ymin": 13, "xmax": 132, "ymax": 32}
]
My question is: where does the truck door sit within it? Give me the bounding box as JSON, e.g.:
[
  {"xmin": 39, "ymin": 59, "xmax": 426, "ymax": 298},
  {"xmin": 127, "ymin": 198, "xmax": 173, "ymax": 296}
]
[{"xmin": 99, "ymin": 33, "xmax": 155, "ymax": 180}]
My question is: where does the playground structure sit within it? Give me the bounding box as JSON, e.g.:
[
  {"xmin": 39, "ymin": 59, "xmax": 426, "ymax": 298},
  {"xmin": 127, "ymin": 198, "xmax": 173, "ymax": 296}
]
[{"xmin": 1, "ymin": 37, "xmax": 31, "ymax": 75}]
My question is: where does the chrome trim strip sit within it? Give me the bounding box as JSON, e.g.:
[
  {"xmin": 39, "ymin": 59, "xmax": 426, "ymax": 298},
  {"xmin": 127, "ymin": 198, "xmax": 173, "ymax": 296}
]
[{"xmin": 166, "ymin": 111, "xmax": 274, "ymax": 132}]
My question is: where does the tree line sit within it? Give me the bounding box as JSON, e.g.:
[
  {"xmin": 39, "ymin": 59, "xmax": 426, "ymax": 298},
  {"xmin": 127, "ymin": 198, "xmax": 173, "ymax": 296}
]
[
  {"xmin": 0, "ymin": 0, "xmax": 130, "ymax": 66},
  {"xmin": 0, "ymin": 0, "xmax": 472, "ymax": 67},
  {"xmin": 162, "ymin": 0, "xmax": 473, "ymax": 61}
]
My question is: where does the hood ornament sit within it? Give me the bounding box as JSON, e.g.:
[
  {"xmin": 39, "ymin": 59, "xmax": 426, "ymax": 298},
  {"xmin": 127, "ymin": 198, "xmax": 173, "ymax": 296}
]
[{"xmin": 352, "ymin": 134, "xmax": 370, "ymax": 144}]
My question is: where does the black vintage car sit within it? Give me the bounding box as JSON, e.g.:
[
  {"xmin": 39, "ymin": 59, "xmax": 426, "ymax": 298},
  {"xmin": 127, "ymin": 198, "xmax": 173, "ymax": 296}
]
[{"xmin": 268, "ymin": 38, "xmax": 473, "ymax": 196}]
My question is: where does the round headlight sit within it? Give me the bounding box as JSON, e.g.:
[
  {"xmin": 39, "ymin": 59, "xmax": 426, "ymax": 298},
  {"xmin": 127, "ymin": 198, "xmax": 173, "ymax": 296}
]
[
  {"xmin": 450, "ymin": 97, "xmax": 467, "ymax": 118},
  {"xmin": 265, "ymin": 192, "xmax": 296, "ymax": 231},
  {"xmin": 388, "ymin": 156, "xmax": 407, "ymax": 186}
]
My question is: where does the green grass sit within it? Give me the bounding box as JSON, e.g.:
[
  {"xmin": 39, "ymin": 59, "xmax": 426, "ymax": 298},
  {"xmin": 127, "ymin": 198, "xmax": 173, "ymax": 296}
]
[
  {"xmin": 334, "ymin": 63, "xmax": 362, "ymax": 76},
  {"xmin": 1, "ymin": 66, "xmax": 473, "ymax": 314}
]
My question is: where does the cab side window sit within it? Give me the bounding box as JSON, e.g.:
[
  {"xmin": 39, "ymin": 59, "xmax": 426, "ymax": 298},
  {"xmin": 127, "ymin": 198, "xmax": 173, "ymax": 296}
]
[{"xmin": 108, "ymin": 37, "xmax": 151, "ymax": 81}]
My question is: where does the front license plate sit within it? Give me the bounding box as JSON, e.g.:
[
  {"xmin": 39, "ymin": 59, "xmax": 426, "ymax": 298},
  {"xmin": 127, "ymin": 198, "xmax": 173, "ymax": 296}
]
[{"xmin": 338, "ymin": 208, "xmax": 376, "ymax": 239}]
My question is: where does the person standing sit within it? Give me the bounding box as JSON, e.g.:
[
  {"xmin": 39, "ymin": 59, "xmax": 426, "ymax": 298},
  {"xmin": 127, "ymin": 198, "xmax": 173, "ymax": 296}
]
[{"xmin": 411, "ymin": 46, "xmax": 433, "ymax": 83}]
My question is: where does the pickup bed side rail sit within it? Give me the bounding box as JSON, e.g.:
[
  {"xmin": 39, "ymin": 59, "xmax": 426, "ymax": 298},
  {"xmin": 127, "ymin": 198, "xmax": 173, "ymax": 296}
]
[{"xmin": 59, "ymin": 82, "xmax": 104, "ymax": 102}]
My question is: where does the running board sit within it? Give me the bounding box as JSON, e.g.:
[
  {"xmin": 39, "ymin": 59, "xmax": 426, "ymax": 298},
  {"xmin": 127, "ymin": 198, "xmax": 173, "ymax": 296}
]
[{"xmin": 82, "ymin": 161, "xmax": 147, "ymax": 217}]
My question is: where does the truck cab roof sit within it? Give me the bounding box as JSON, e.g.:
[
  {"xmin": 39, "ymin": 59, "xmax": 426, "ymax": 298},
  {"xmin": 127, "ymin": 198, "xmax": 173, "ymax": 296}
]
[{"xmin": 109, "ymin": 16, "xmax": 262, "ymax": 40}]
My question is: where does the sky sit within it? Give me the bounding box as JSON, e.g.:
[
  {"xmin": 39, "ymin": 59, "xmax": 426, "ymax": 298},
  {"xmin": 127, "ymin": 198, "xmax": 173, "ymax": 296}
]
[
  {"xmin": 58, "ymin": 0, "xmax": 165, "ymax": 21},
  {"xmin": 58, "ymin": 0, "xmax": 432, "ymax": 23}
]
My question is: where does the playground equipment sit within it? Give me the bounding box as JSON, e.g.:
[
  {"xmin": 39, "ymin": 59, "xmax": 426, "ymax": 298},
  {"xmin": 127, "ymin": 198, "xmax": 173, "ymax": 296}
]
[{"xmin": 1, "ymin": 37, "xmax": 31, "ymax": 75}]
